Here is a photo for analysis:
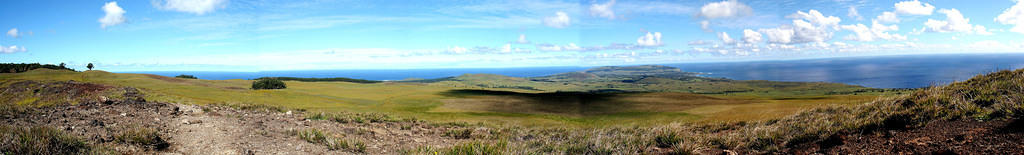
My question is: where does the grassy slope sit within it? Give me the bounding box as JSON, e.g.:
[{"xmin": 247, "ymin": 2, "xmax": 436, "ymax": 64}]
[
  {"xmin": 0, "ymin": 69, "xmax": 898, "ymax": 127},
  {"xmin": 403, "ymin": 69, "xmax": 1024, "ymax": 154}
]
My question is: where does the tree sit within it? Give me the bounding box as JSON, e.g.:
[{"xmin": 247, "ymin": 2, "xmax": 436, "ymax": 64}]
[
  {"xmin": 86, "ymin": 63, "xmax": 94, "ymax": 70},
  {"xmin": 59, "ymin": 62, "xmax": 66, "ymax": 68},
  {"xmin": 252, "ymin": 78, "xmax": 286, "ymax": 89}
]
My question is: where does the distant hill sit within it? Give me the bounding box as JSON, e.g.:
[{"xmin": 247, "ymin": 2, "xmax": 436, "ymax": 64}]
[
  {"xmin": 254, "ymin": 77, "xmax": 381, "ymax": 83},
  {"xmin": 403, "ymin": 65, "xmax": 879, "ymax": 96}
]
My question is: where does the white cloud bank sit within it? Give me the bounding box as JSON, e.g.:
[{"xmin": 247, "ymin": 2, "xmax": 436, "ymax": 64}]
[
  {"xmin": 996, "ymin": 0, "xmax": 1024, "ymax": 34},
  {"xmin": 1, "ymin": 45, "xmax": 26, "ymax": 54},
  {"xmin": 98, "ymin": 1, "xmax": 126, "ymax": 28},
  {"xmin": 152, "ymin": 0, "xmax": 227, "ymax": 15},
  {"xmin": 543, "ymin": 11, "xmax": 571, "ymax": 28}
]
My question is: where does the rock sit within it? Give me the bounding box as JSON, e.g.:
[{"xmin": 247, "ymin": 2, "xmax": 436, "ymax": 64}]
[{"xmin": 285, "ymin": 111, "xmax": 292, "ymax": 115}]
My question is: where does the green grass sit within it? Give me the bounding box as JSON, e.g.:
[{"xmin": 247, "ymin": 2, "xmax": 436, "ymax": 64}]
[{"xmin": 0, "ymin": 68, "xmax": 903, "ymax": 127}]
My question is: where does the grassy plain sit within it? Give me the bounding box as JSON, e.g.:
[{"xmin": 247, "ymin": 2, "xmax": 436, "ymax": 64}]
[{"xmin": 0, "ymin": 68, "xmax": 905, "ymax": 127}]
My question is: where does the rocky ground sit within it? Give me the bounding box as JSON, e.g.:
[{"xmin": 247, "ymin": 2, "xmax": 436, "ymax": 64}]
[{"xmin": 0, "ymin": 80, "xmax": 470, "ymax": 154}]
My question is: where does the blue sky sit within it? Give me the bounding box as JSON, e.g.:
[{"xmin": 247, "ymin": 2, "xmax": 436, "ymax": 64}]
[{"xmin": 1, "ymin": 0, "xmax": 1023, "ymax": 71}]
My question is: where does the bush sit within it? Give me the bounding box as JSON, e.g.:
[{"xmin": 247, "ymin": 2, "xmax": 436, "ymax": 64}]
[
  {"xmin": 174, "ymin": 74, "xmax": 197, "ymax": 79},
  {"xmin": 252, "ymin": 78, "xmax": 286, "ymax": 89}
]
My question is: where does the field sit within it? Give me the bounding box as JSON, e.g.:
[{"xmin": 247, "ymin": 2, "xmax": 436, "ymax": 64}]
[{"xmin": 0, "ymin": 68, "xmax": 903, "ymax": 127}]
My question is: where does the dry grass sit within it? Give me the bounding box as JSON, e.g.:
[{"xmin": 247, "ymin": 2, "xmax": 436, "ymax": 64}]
[
  {"xmin": 414, "ymin": 69, "xmax": 1024, "ymax": 154},
  {"xmin": 0, "ymin": 125, "xmax": 102, "ymax": 155}
]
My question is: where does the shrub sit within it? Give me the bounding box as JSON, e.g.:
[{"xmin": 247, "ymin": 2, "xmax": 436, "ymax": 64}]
[
  {"xmin": 174, "ymin": 74, "xmax": 197, "ymax": 79},
  {"xmin": 252, "ymin": 78, "xmax": 286, "ymax": 89}
]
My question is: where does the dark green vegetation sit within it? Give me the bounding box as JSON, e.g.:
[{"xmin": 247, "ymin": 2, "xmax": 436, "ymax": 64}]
[
  {"xmin": 0, "ymin": 63, "xmax": 75, "ymax": 73},
  {"xmin": 174, "ymin": 74, "xmax": 197, "ymax": 79},
  {"xmin": 251, "ymin": 78, "xmax": 287, "ymax": 89},
  {"xmin": 256, "ymin": 77, "xmax": 380, "ymax": 83},
  {"xmin": 0, "ymin": 125, "xmax": 99, "ymax": 155},
  {"xmin": 86, "ymin": 63, "xmax": 93, "ymax": 71}
]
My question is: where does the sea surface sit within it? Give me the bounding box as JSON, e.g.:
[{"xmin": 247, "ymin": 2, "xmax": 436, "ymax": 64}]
[{"xmin": 123, "ymin": 53, "xmax": 1024, "ymax": 88}]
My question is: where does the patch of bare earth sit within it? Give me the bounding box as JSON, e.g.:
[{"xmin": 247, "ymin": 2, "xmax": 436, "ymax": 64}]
[{"xmin": 1, "ymin": 80, "xmax": 466, "ymax": 154}]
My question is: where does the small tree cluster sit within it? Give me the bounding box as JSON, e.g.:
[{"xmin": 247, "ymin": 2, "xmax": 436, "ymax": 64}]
[
  {"xmin": 252, "ymin": 78, "xmax": 287, "ymax": 89},
  {"xmin": 0, "ymin": 63, "xmax": 76, "ymax": 73},
  {"xmin": 175, "ymin": 74, "xmax": 198, "ymax": 79}
]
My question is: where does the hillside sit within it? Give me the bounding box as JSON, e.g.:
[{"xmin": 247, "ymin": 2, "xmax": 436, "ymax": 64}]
[
  {"xmin": 0, "ymin": 68, "xmax": 1020, "ymax": 154},
  {"xmin": 0, "ymin": 68, "xmax": 1019, "ymax": 154}
]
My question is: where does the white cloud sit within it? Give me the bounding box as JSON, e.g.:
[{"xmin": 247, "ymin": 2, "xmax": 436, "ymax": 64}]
[
  {"xmin": 535, "ymin": 43, "xmax": 582, "ymax": 52},
  {"xmin": 564, "ymin": 43, "xmax": 581, "ymax": 51},
  {"xmin": 742, "ymin": 29, "xmax": 762, "ymax": 43},
  {"xmin": 894, "ymin": 0, "xmax": 935, "ymax": 15},
  {"xmin": 99, "ymin": 1, "xmax": 126, "ymax": 28},
  {"xmin": 152, "ymin": 0, "xmax": 227, "ymax": 15},
  {"xmin": 923, "ymin": 9, "xmax": 992, "ymax": 35},
  {"xmin": 636, "ymin": 32, "xmax": 663, "ymax": 46},
  {"xmin": 700, "ymin": 20, "xmax": 712, "ymax": 32},
  {"xmin": 515, "ymin": 34, "xmax": 531, "ymax": 44},
  {"xmin": 848, "ymin": 6, "xmax": 863, "ymax": 21},
  {"xmin": 759, "ymin": 10, "xmax": 841, "ymax": 44},
  {"xmin": 995, "ymin": 0, "xmax": 1024, "ymax": 34},
  {"xmin": 502, "ymin": 44, "xmax": 512, "ymax": 53},
  {"xmin": 688, "ymin": 40, "xmax": 711, "ymax": 45},
  {"xmin": 698, "ymin": 0, "xmax": 752, "ymax": 19},
  {"xmin": 448, "ymin": 46, "xmax": 468, "ymax": 54},
  {"xmin": 543, "ymin": 11, "xmax": 571, "ymax": 28},
  {"xmin": 760, "ymin": 27, "xmax": 795, "ymax": 44},
  {"xmin": 0, "ymin": 45, "xmax": 26, "ymax": 53},
  {"xmin": 841, "ymin": 21, "xmax": 907, "ymax": 41},
  {"xmin": 875, "ymin": 11, "xmax": 900, "ymax": 23},
  {"xmin": 719, "ymin": 32, "xmax": 735, "ymax": 44},
  {"xmin": 589, "ymin": 0, "xmax": 616, "ymax": 19},
  {"xmin": 789, "ymin": 10, "xmax": 841, "ymax": 27},
  {"xmin": 6, "ymin": 28, "xmax": 18, "ymax": 38}
]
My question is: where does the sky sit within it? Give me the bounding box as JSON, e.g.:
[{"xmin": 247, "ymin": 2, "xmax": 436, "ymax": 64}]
[{"xmin": 1, "ymin": 0, "xmax": 1023, "ymax": 71}]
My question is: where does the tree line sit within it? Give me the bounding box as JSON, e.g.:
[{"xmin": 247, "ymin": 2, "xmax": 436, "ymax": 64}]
[{"xmin": 0, "ymin": 63, "xmax": 77, "ymax": 73}]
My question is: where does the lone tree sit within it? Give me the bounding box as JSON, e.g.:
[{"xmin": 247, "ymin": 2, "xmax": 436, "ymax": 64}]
[
  {"xmin": 59, "ymin": 62, "xmax": 66, "ymax": 68},
  {"xmin": 86, "ymin": 63, "xmax": 94, "ymax": 70},
  {"xmin": 252, "ymin": 78, "xmax": 286, "ymax": 89}
]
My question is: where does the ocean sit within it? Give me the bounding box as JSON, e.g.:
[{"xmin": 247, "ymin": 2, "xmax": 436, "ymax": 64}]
[{"xmin": 123, "ymin": 53, "xmax": 1024, "ymax": 88}]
